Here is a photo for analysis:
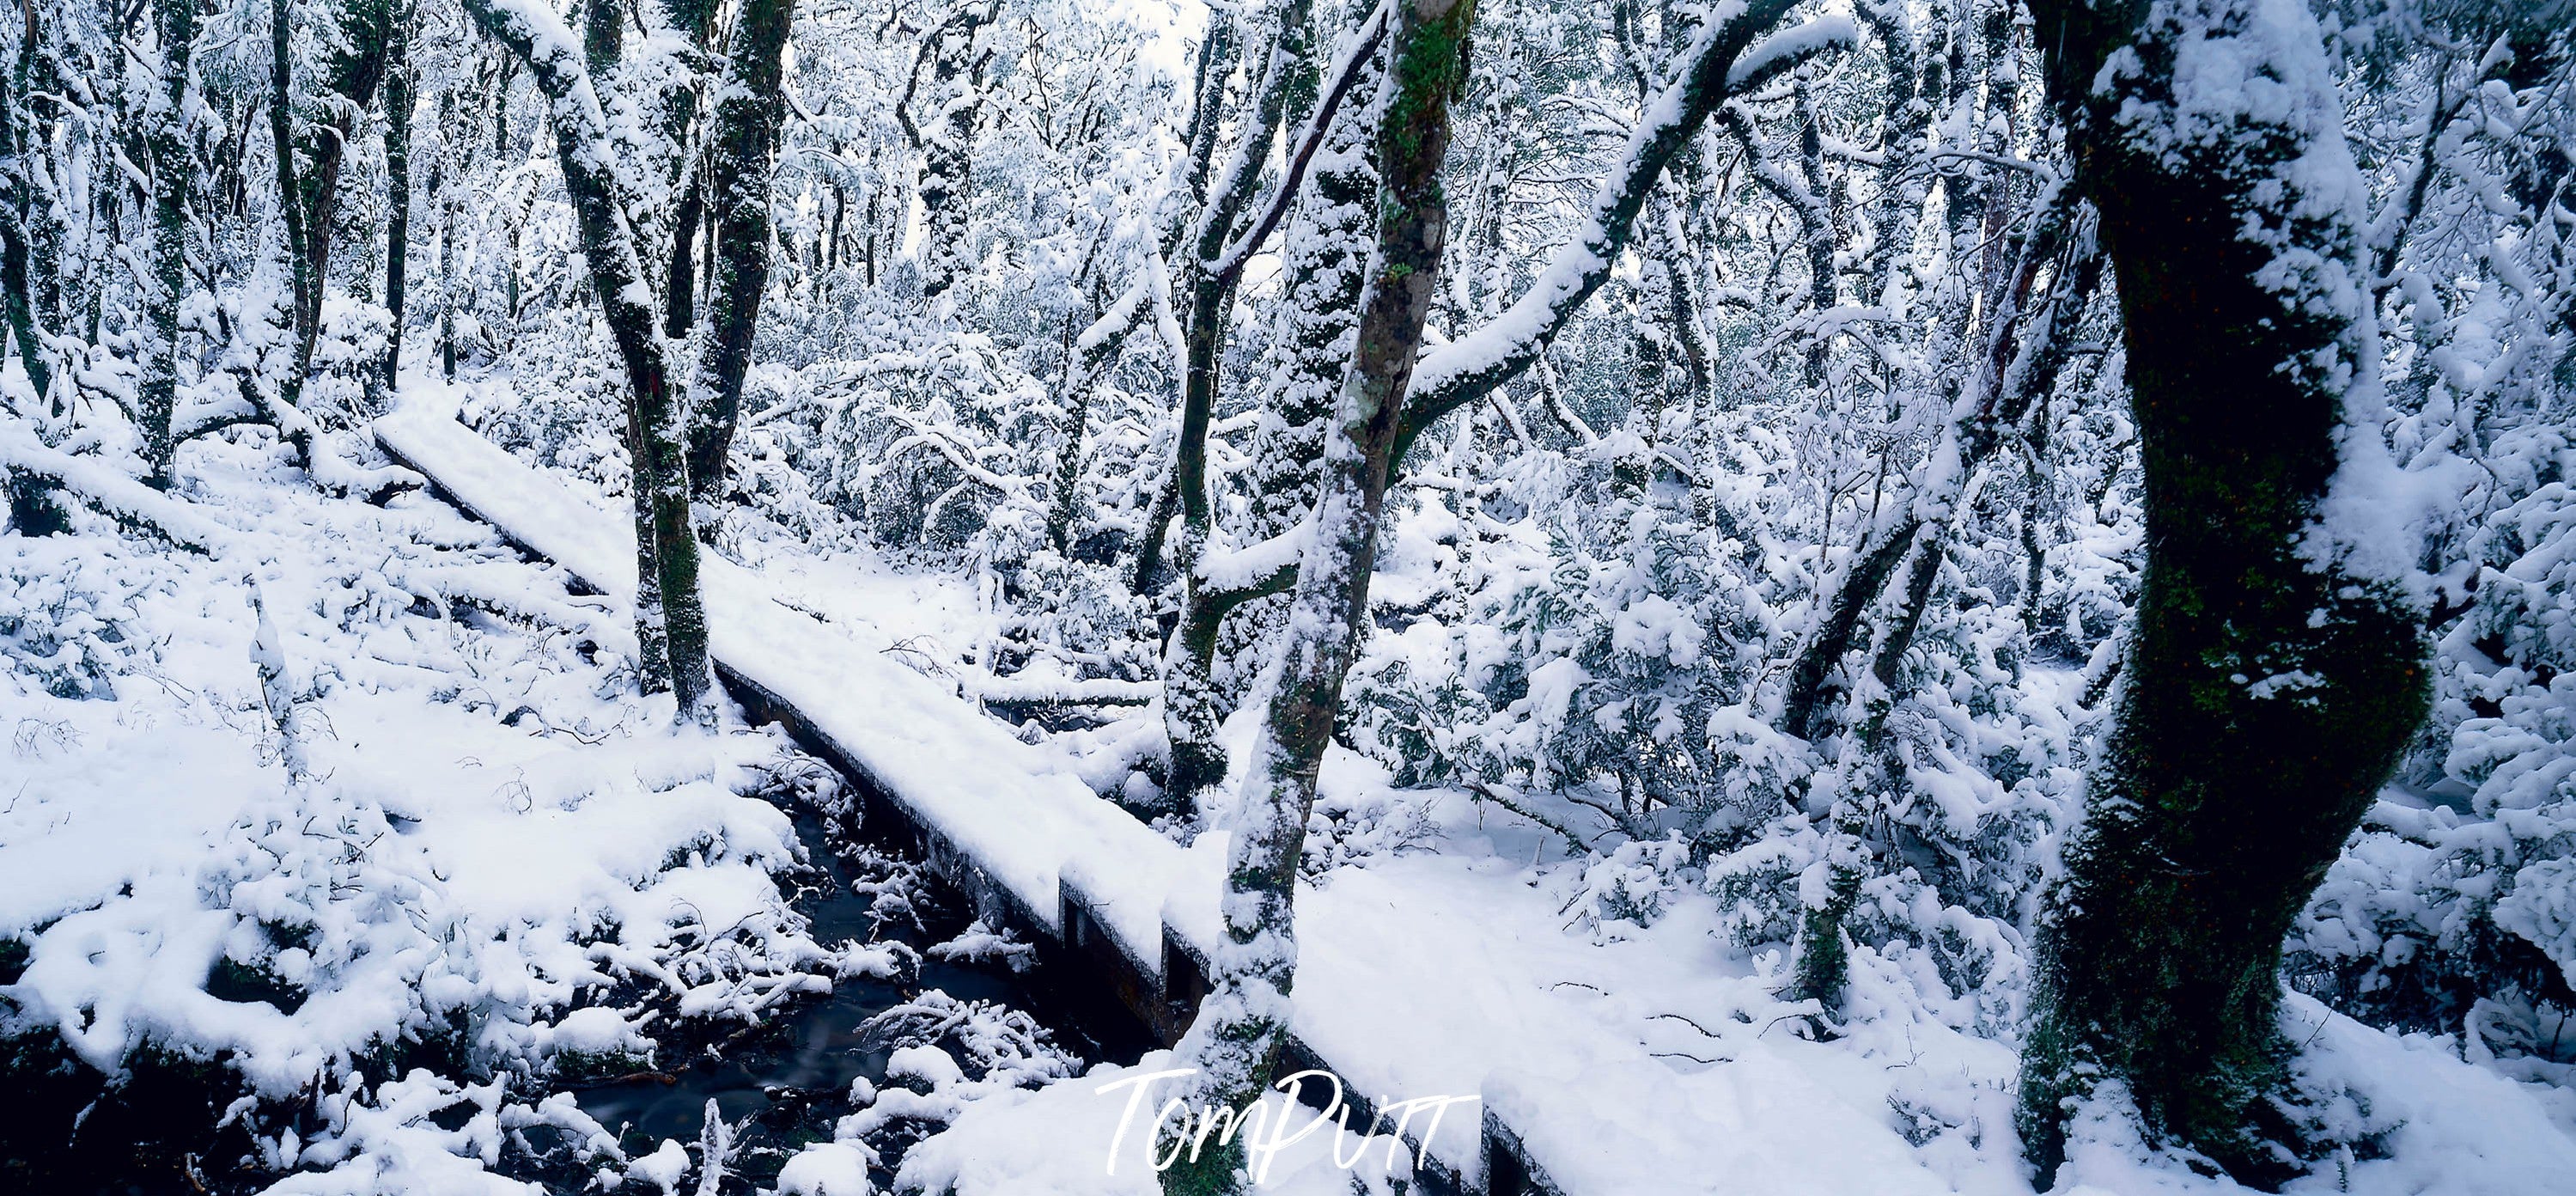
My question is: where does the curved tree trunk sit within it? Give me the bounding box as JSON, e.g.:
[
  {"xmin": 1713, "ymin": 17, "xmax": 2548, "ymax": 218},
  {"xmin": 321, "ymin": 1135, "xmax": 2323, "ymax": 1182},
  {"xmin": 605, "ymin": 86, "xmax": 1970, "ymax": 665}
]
[
  {"xmin": 2015, "ymin": 0, "xmax": 2431, "ymax": 1183},
  {"xmin": 1157, "ymin": 0, "xmax": 1312, "ymax": 820}
]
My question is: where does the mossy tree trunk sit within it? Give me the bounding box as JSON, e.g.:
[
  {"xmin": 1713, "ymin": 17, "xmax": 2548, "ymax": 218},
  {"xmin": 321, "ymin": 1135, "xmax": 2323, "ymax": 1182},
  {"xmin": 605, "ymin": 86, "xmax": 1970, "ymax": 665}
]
[
  {"xmin": 908, "ymin": 0, "xmax": 995, "ymax": 302},
  {"xmin": 137, "ymin": 0, "xmax": 196, "ymax": 489},
  {"xmin": 681, "ymin": 0, "xmax": 795, "ymax": 519},
  {"xmin": 1159, "ymin": 0, "xmax": 1312, "ymax": 820},
  {"xmin": 2015, "ymin": 0, "xmax": 2432, "ymax": 1183},
  {"xmin": 460, "ymin": 0, "xmax": 715, "ymax": 717},
  {"xmin": 272, "ymin": 0, "xmax": 395, "ymax": 396},
  {"xmin": 3, "ymin": 0, "xmax": 67, "ymax": 532},
  {"xmin": 1157, "ymin": 1, "xmax": 1476, "ymax": 1190}
]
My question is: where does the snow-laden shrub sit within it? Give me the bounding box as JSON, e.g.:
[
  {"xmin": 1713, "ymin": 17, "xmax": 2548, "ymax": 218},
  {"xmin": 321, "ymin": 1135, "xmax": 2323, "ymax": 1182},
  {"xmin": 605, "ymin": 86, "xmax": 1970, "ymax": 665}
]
[
  {"xmin": 832, "ymin": 988, "xmax": 1081, "ymax": 1147},
  {"xmin": 1300, "ymin": 786, "xmax": 1440, "ymax": 881},
  {"xmin": 0, "ymin": 538, "xmax": 168, "ymax": 699},
  {"xmin": 466, "ymin": 299, "xmax": 629, "ymax": 489},
  {"xmin": 2291, "ymin": 434, "xmax": 2576, "ymax": 1070},
  {"xmin": 1564, "ymin": 833, "xmax": 1699, "ymax": 935}
]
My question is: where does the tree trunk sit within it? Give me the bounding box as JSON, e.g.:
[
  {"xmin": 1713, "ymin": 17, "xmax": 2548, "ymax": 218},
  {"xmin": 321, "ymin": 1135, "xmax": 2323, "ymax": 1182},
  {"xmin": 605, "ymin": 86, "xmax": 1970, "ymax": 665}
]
[
  {"xmin": 681, "ymin": 0, "xmax": 795, "ymax": 519},
  {"xmin": 1, "ymin": 0, "xmax": 50, "ymax": 411},
  {"xmin": 913, "ymin": 0, "xmax": 994, "ymax": 301},
  {"xmin": 1164, "ymin": 42, "xmax": 1380, "ymax": 819},
  {"xmin": 137, "ymin": 0, "xmax": 196, "ymax": 490},
  {"xmin": 1158, "ymin": 0, "xmax": 1311, "ymax": 820},
  {"xmin": 2015, "ymin": 0, "xmax": 2431, "ymax": 1184},
  {"xmin": 1774, "ymin": 181, "xmax": 2093, "ymax": 739},
  {"xmin": 381, "ymin": 4, "xmax": 412, "ymax": 392},
  {"xmin": 276, "ymin": 0, "xmax": 395, "ymax": 378},
  {"xmin": 460, "ymin": 0, "xmax": 715, "ymax": 718},
  {"xmin": 657, "ymin": 0, "xmax": 718, "ymax": 341},
  {"xmin": 1046, "ymin": 280, "xmax": 1148, "ymax": 555},
  {"xmin": 1159, "ymin": 2, "xmax": 1473, "ymax": 1190}
]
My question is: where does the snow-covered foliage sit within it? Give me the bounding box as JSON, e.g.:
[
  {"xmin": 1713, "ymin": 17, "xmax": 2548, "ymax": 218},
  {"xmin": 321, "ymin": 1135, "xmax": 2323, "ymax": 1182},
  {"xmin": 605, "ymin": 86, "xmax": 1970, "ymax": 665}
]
[{"xmin": 6, "ymin": 0, "xmax": 2576, "ymax": 1188}]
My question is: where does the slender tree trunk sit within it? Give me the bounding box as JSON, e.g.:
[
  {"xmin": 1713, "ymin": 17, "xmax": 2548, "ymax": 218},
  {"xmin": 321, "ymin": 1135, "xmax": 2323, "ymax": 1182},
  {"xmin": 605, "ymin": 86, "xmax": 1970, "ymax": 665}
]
[
  {"xmin": 1160, "ymin": 3, "xmax": 1473, "ymax": 1191},
  {"xmin": 137, "ymin": 0, "xmax": 196, "ymax": 490},
  {"xmin": 578, "ymin": 0, "xmax": 664, "ymax": 682},
  {"xmin": 1159, "ymin": 0, "xmax": 1311, "ymax": 819},
  {"xmin": 1, "ymin": 0, "xmax": 50, "ymax": 409},
  {"xmin": 461, "ymin": 0, "xmax": 715, "ymax": 717},
  {"xmin": 277, "ymin": 0, "xmax": 394, "ymax": 379},
  {"xmin": 1774, "ymin": 181, "xmax": 2092, "ymax": 739},
  {"xmin": 2015, "ymin": 0, "xmax": 2431, "ymax": 1183},
  {"xmin": 381, "ymin": 4, "xmax": 412, "ymax": 393},
  {"xmin": 681, "ymin": 0, "xmax": 795, "ymax": 518},
  {"xmin": 657, "ymin": 0, "xmax": 717, "ymax": 340},
  {"xmin": 1046, "ymin": 280, "xmax": 1148, "ymax": 555},
  {"xmin": 1166, "ymin": 40, "xmax": 1379, "ymax": 819},
  {"xmin": 1, "ymin": 5, "xmax": 64, "ymax": 534}
]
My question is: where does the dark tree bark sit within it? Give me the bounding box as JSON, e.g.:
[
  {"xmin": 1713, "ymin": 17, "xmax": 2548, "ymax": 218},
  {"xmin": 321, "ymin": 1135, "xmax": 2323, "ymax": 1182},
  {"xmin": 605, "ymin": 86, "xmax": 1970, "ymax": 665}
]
[
  {"xmin": 575, "ymin": 0, "xmax": 667, "ymax": 688},
  {"xmin": 381, "ymin": 3, "xmax": 413, "ymax": 390},
  {"xmin": 460, "ymin": 0, "xmax": 715, "ymax": 718},
  {"xmin": 1, "ymin": 1, "xmax": 64, "ymax": 533},
  {"xmin": 680, "ymin": 0, "xmax": 795, "ymax": 516},
  {"xmin": 2015, "ymin": 0, "xmax": 2433, "ymax": 1183},
  {"xmin": 1044, "ymin": 279, "xmax": 1147, "ymax": 555},
  {"xmin": 1, "ymin": 0, "xmax": 51, "ymax": 411},
  {"xmin": 657, "ymin": 0, "xmax": 719, "ymax": 342},
  {"xmin": 274, "ymin": 0, "xmax": 395, "ymax": 376}
]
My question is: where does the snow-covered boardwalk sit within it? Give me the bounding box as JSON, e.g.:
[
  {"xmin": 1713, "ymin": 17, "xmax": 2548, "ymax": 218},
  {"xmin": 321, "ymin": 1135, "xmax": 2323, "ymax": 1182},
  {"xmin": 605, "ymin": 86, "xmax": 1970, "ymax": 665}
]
[{"xmin": 375, "ymin": 397, "xmax": 1963, "ymax": 1196}]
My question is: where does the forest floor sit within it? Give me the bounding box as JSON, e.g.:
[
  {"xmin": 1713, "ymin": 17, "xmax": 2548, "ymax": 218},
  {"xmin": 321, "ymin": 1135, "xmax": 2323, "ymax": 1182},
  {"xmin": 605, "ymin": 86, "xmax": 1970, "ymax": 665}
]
[{"xmin": 3, "ymin": 370, "xmax": 2574, "ymax": 1194}]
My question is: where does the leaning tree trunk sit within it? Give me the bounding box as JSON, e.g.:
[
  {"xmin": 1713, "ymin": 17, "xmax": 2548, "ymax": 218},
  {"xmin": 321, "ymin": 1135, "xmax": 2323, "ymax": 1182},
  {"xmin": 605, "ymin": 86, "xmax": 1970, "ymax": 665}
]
[
  {"xmin": 576, "ymin": 0, "xmax": 669, "ymax": 690},
  {"xmin": 137, "ymin": 0, "xmax": 197, "ymax": 490},
  {"xmin": 1159, "ymin": 45, "xmax": 1380, "ymax": 820},
  {"xmin": 2014, "ymin": 0, "xmax": 2431, "ymax": 1184},
  {"xmin": 680, "ymin": 0, "xmax": 795, "ymax": 518},
  {"xmin": 460, "ymin": 0, "xmax": 715, "ymax": 718},
  {"xmin": 1159, "ymin": 1, "xmax": 1474, "ymax": 1191}
]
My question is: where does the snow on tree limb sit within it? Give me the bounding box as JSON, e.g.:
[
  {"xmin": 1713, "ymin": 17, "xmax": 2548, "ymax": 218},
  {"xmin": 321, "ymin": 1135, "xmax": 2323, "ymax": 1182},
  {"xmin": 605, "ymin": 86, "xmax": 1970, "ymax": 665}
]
[{"xmin": 1392, "ymin": 4, "xmax": 1854, "ymax": 465}]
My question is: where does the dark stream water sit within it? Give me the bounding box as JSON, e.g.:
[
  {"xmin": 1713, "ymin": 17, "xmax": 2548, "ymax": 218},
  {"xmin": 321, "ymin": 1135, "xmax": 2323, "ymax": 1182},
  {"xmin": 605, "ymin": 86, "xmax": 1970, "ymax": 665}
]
[
  {"xmin": 4, "ymin": 797, "xmax": 1150, "ymax": 1195},
  {"xmin": 562, "ymin": 803, "xmax": 1156, "ymax": 1178}
]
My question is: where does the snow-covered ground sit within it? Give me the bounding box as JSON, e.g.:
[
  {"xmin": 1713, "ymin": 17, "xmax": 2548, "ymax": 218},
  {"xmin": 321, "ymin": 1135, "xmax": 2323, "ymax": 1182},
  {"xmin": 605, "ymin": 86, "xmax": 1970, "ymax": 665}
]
[
  {"xmin": 9, "ymin": 381, "xmax": 2575, "ymax": 1195},
  {"xmin": 0, "ymin": 423, "xmax": 921, "ymax": 1193},
  {"xmin": 399, "ymin": 383, "xmax": 2576, "ymax": 1194}
]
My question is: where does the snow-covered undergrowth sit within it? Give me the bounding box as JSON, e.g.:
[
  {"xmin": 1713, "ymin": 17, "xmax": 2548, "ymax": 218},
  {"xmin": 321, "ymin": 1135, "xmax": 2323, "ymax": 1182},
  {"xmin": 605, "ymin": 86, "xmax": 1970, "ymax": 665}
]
[{"xmin": 0, "ymin": 435, "xmax": 901, "ymax": 1193}]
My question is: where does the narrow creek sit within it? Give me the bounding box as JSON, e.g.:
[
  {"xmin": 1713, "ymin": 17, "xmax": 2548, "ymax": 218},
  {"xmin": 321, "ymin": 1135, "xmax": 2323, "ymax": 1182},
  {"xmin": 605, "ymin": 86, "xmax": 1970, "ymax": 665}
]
[{"xmin": 559, "ymin": 798, "xmax": 1159, "ymax": 1186}]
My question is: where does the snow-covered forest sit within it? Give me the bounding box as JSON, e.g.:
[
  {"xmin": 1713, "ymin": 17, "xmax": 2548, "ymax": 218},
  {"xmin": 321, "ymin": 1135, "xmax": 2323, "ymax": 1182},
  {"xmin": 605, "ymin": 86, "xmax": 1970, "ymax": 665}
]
[{"xmin": 3, "ymin": 0, "xmax": 2573, "ymax": 1190}]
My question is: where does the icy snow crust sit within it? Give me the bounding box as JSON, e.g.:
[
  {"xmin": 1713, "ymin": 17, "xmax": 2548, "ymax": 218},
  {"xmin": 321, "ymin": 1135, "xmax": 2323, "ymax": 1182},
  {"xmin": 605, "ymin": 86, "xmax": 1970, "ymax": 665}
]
[{"xmin": 375, "ymin": 388, "xmax": 2576, "ymax": 1193}]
